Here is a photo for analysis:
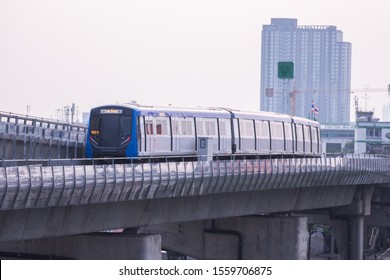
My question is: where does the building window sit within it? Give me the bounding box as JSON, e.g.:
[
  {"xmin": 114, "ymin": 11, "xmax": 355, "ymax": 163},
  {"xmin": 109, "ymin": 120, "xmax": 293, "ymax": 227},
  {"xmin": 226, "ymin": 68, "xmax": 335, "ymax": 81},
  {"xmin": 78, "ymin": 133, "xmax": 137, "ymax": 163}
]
[{"xmin": 366, "ymin": 128, "xmax": 381, "ymax": 139}]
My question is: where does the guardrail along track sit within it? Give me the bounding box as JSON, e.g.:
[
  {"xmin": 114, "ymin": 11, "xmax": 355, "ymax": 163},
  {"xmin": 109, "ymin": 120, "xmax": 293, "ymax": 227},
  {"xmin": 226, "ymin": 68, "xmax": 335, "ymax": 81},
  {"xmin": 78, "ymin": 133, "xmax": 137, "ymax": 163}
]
[{"xmin": 1, "ymin": 155, "xmax": 389, "ymax": 210}]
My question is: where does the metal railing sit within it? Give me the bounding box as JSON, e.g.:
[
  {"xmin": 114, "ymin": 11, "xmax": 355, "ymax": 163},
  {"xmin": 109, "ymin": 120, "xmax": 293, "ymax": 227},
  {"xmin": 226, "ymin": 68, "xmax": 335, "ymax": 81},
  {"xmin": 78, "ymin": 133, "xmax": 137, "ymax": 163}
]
[
  {"xmin": 0, "ymin": 111, "xmax": 87, "ymax": 159},
  {"xmin": 0, "ymin": 111, "xmax": 86, "ymax": 143},
  {"xmin": 0, "ymin": 154, "xmax": 389, "ymax": 210}
]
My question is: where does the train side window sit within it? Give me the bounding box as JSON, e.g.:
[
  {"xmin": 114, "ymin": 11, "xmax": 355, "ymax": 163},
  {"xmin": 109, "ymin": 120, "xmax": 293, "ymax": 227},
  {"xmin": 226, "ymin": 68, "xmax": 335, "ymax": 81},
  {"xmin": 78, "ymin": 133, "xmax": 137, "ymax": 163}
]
[
  {"xmin": 311, "ymin": 127, "xmax": 317, "ymax": 142},
  {"xmin": 239, "ymin": 119, "xmax": 244, "ymax": 136},
  {"xmin": 205, "ymin": 119, "xmax": 217, "ymax": 136},
  {"xmin": 255, "ymin": 121, "xmax": 260, "ymax": 136},
  {"xmin": 219, "ymin": 119, "xmax": 226, "ymax": 136},
  {"xmin": 240, "ymin": 119, "xmax": 254, "ymax": 136},
  {"xmin": 296, "ymin": 124, "xmax": 303, "ymax": 140},
  {"xmin": 271, "ymin": 122, "xmax": 283, "ymax": 138},
  {"xmin": 256, "ymin": 121, "xmax": 269, "ymax": 137},
  {"xmin": 284, "ymin": 122, "xmax": 291, "ymax": 139},
  {"xmin": 196, "ymin": 119, "xmax": 204, "ymax": 135},
  {"xmin": 171, "ymin": 119, "xmax": 180, "ymax": 134},
  {"xmin": 306, "ymin": 125, "xmax": 312, "ymax": 141},
  {"xmin": 156, "ymin": 118, "xmax": 169, "ymax": 135},
  {"xmin": 180, "ymin": 119, "xmax": 194, "ymax": 135},
  {"xmin": 146, "ymin": 121, "xmax": 154, "ymax": 135},
  {"xmin": 156, "ymin": 123, "xmax": 162, "ymax": 135},
  {"xmin": 306, "ymin": 125, "xmax": 312, "ymax": 152},
  {"xmin": 247, "ymin": 121, "xmax": 254, "ymax": 136}
]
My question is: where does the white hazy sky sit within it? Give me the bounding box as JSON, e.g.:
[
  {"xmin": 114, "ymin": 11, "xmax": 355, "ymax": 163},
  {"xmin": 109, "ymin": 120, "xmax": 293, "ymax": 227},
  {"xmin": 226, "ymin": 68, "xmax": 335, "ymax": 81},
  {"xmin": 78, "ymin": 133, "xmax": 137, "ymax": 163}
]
[{"xmin": 1, "ymin": 0, "xmax": 390, "ymax": 121}]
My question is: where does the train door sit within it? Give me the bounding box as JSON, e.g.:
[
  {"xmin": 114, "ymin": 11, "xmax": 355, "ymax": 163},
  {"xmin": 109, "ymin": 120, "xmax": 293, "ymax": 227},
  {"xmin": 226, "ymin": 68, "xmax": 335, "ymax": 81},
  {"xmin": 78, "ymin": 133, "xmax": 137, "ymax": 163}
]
[
  {"xmin": 138, "ymin": 116, "xmax": 145, "ymax": 153},
  {"xmin": 255, "ymin": 120, "xmax": 271, "ymax": 153},
  {"xmin": 155, "ymin": 117, "xmax": 171, "ymax": 153},
  {"xmin": 270, "ymin": 121, "xmax": 284, "ymax": 152},
  {"xmin": 232, "ymin": 118, "xmax": 240, "ymax": 152},
  {"xmin": 295, "ymin": 123, "xmax": 304, "ymax": 153},
  {"xmin": 284, "ymin": 122, "xmax": 293, "ymax": 153},
  {"xmin": 171, "ymin": 116, "xmax": 182, "ymax": 154},
  {"xmin": 310, "ymin": 126, "xmax": 318, "ymax": 154},
  {"xmin": 145, "ymin": 116, "xmax": 155, "ymax": 153},
  {"xmin": 179, "ymin": 117, "xmax": 196, "ymax": 153},
  {"xmin": 164, "ymin": 117, "xmax": 196, "ymax": 155},
  {"xmin": 143, "ymin": 116, "xmax": 171, "ymax": 154},
  {"xmin": 304, "ymin": 125, "xmax": 312, "ymax": 154},
  {"xmin": 314, "ymin": 127, "xmax": 320, "ymax": 153},
  {"xmin": 239, "ymin": 119, "xmax": 255, "ymax": 152},
  {"xmin": 204, "ymin": 118, "xmax": 219, "ymax": 151},
  {"xmin": 218, "ymin": 118, "xmax": 231, "ymax": 153}
]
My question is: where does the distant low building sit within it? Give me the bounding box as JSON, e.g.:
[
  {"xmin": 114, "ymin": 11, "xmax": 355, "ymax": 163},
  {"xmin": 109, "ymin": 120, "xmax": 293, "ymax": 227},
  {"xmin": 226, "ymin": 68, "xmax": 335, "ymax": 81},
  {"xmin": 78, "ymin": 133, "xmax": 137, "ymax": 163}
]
[
  {"xmin": 382, "ymin": 104, "xmax": 390, "ymax": 122},
  {"xmin": 320, "ymin": 125, "xmax": 354, "ymax": 154},
  {"xmin": 82, "ymin": 112, "xmax": 90, "ymax": 125},
  {"xmin": 320, "ymin": 110, "xmax": 390, "ymax": 155},
  {"xmin": 354, "ymin": 110, "xmax": 390, "ymax": 154}
]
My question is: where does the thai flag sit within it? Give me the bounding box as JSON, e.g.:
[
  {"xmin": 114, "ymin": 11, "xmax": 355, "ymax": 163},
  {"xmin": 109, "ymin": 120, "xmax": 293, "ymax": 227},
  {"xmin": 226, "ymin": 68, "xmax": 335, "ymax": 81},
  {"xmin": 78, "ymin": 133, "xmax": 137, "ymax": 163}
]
[{"xmin": 311, "ymin": 102, "xmax": 319, "ymax": 115}]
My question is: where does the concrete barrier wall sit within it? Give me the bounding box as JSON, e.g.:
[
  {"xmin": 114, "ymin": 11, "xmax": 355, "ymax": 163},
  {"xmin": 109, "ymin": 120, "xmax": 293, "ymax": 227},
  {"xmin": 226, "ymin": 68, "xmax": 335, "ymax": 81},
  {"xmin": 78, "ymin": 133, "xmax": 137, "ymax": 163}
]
[
  {"xmin": 0, "ymin": 233, "xmax": 162, "ymax": 260},
  {"xmin": 1, "ymin": 156, "xmax": 389, "ymax": 210}
]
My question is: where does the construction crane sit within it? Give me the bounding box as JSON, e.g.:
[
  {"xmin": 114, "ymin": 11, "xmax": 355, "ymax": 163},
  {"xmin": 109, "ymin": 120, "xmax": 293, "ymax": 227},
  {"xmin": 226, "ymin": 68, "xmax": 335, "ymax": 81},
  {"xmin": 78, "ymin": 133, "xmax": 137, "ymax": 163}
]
[
  {"xmin": 349, "ymin": 86, "xmax": 390, "ymax": 111},
  {"xmin": 265, "ymin": 85, "xmax": 390, "ymax": 116}
]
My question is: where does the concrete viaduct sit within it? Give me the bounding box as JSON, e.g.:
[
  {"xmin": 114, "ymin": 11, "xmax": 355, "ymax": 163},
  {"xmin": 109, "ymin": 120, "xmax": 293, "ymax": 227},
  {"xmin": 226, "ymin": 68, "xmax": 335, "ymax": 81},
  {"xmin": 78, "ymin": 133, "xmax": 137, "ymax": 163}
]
[{"xmin": 0, "ymin": 112, "xmax": 389, "ymax": 260}]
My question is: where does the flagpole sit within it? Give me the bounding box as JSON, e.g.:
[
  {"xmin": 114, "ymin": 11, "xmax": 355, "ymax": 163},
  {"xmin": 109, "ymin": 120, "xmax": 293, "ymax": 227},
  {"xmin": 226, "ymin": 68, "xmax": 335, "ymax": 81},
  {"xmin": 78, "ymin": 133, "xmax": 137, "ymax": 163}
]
[{"xmin": 311, "ymin": 99, "xmax": 314, "ymax": 120}]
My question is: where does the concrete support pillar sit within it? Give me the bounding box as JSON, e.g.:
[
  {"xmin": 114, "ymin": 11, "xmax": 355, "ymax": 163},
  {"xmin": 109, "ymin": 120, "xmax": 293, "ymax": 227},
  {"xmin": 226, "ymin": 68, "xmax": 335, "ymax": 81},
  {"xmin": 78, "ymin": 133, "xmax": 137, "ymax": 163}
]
[
  {"xmin": 331, "ymin": 186, "xmax": 375, "ymax": 260},
  {"xmin": 143, "ymin": 215, "xmax": 309, "ymax": 260},
  {"xmin": 329, "ymin": 219, "xmax": 349, "ymax": 259},
  {"xmin": 0, "ymin": 233, "xmax": 162, "ymax": 260},
  {"xmin": 350, "ymin": 215, "xmax": 364, "ymax": 260}
]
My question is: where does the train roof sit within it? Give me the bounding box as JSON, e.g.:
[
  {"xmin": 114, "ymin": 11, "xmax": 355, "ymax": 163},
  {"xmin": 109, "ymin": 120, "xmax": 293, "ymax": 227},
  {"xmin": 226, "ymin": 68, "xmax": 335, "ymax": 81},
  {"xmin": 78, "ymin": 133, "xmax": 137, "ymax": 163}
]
[
  {"xmin": 129, "ymin": 103, "xmax": 231, "ymax": 118},
  {"xmin": 230, "ymin": 109, "xmax": 291, "ymax": 122},
  {"xmin": 291, "ymin": 115, "xmax": 320, "ymax": 126},
  {"xmin": 91, "ymin": 103, "xmax": 320, "ymax": 126}
]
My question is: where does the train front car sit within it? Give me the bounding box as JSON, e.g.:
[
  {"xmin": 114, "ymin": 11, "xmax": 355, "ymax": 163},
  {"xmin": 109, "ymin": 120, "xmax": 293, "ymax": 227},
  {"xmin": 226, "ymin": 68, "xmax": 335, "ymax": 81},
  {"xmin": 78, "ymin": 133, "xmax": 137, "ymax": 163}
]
[{"xmin": 86, "ymin": 105, "xmax": 137, "ymax": 158}]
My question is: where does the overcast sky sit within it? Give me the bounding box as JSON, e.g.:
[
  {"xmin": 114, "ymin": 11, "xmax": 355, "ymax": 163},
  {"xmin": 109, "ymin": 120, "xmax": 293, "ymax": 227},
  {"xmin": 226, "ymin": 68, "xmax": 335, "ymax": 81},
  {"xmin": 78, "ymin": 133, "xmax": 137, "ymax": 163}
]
[{"xmin": 1, "ymin": 0, "xmax": 389, "ymax": 121}]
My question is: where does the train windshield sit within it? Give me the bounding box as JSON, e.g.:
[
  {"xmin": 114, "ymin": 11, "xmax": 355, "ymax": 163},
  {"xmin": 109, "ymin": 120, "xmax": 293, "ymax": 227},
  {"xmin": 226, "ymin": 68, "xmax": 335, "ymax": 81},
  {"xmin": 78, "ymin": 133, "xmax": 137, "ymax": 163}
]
[{"xmin": 89, "ymin": 109, "xmax": 132, "ymax": 148}]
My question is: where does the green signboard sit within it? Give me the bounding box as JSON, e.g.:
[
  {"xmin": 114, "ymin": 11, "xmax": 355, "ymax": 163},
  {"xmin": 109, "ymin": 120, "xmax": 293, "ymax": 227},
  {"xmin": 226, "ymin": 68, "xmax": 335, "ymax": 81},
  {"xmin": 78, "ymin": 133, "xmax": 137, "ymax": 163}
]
[{"xmin": 278, "ymin": 61, "xmax": 294, "ymax": 79}]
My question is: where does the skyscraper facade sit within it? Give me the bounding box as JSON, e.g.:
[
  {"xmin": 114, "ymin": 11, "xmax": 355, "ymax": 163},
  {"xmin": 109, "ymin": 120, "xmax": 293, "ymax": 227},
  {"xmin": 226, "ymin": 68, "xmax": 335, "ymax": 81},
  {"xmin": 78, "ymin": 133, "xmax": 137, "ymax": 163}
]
[{"xmin": 260, "ymin": 18, "xmax": 352, "ymax": 124}]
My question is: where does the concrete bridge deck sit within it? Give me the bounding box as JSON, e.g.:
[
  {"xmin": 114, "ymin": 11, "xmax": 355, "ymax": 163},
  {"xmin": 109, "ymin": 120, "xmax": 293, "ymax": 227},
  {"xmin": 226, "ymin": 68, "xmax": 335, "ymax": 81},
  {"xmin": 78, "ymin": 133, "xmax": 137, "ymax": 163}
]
[
  {"xmin": 1, "ymin": 112, "xmax": 390, "ymax": 259},
  {"xmin": 0, "ymin": 155, "xmax": 389, "ymax": 243}
]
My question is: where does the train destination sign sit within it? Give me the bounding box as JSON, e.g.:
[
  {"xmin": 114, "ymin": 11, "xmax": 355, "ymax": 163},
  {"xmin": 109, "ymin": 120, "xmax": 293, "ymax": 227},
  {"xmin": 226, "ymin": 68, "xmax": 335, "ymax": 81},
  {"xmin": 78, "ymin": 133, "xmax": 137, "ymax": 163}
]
[{"xmin": 100, "ymin": 109, "xmax": 123, "ymax": 114}]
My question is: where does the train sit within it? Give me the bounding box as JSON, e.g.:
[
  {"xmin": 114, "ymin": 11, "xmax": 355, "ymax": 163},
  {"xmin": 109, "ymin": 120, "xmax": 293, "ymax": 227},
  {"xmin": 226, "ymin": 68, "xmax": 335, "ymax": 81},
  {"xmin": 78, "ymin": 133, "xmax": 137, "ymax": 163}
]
[{"xmin": 85, "ymin": 103, "xmax": 321, "ymax": 159}]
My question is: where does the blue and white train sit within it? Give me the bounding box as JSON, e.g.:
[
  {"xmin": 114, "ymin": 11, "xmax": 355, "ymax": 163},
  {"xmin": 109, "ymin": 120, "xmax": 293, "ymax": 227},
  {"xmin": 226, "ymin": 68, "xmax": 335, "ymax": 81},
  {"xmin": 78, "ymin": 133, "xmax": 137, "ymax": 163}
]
[{"xmin": 85, "ymin": 103, "xmax": 321, "ymax": 159}]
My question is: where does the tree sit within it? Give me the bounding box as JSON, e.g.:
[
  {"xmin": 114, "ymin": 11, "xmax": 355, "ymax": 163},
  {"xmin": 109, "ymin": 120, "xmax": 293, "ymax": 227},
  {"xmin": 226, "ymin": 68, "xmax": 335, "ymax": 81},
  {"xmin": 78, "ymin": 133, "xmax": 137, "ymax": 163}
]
[
  {"xmin": 307, "ymin": 224, "xmax": 320, "ymax": 260},
  {"xmin": 342, "ymin": 141, "xmax": 354, "ymax": 154}
]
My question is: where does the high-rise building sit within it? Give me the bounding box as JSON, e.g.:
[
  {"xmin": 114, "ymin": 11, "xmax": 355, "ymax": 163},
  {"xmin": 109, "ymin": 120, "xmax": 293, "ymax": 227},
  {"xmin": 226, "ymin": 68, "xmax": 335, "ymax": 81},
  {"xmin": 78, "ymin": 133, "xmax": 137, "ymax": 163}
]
[{"xmin": 260, "ymin": 18, "xmax": 352, "ymax": 124}]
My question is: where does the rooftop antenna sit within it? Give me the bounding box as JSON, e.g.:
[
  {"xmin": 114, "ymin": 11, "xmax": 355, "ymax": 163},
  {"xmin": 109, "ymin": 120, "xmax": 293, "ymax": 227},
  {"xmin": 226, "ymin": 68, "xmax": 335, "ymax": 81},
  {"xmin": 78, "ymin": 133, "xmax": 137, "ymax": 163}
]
[
  {"xmin": 363, "ymin": 93, "xmax": 371, "ymax": 111},
  {"xmin": 354, "ymin": 96, "xmax": 359, "ymax": 111},
  {"xmin": 71, "ymin": 103, "xmax": 75, "ymax": 123},
  {"xmin": 388, "ymin": 84, "xmax": 390, "ymax": 97}
]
